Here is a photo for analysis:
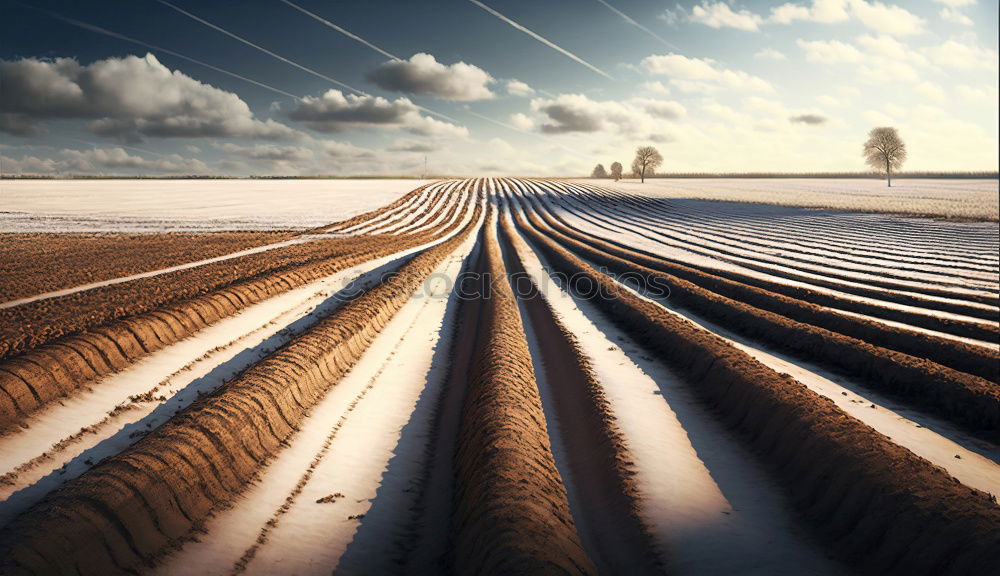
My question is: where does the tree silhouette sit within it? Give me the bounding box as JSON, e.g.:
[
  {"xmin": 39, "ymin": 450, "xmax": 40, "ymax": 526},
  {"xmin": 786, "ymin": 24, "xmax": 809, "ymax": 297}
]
[
  {"xmin": 591, "ymin": 163, "xmax": 608, "ymax": 178},
  {"xmin": 610, "ymin": 161, "xmax": 623, "ymax": 181},
  {"xmin": 631, "ymin": 146, "xmax": 662, "ymax": 183},
  {"xmin": 863, "ymin": 127, "xmax": 906, "ymax": 187}
]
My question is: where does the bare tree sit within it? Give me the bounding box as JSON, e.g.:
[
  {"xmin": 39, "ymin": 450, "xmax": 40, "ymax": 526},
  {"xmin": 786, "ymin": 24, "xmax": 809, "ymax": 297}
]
[
  {"xmin": 610, "ymin": 161, "xmax": 623, "ymax": 181},
  {"xmin": 591, "ymin": 163, "xmax": 608, "ymax": 178},
  {"xmin": 631, "ymin": 146, "xmax": 663, "ymax": 183},
  {"xmin": 863, "ymin": 127, "xmax": 906, "ymax": 187}
]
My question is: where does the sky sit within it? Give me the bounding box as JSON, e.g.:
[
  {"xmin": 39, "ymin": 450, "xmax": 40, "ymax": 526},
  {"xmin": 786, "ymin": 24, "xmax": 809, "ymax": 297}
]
[{"xmin": 1, "ymin": 0, "xmax": 997, "ymax": 176}]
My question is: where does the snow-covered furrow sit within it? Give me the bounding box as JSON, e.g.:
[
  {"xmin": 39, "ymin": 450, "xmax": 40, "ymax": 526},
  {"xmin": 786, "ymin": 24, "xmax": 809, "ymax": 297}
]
[
  {"xmin": 549, "ymin": 199, "xmax": 999, "ymax": 321},
  {"xmin": 0, "ymin": 182, "xmax": 463, "ymax": 311},
  {"xmin": 537, "ymin": 189, "xmax": 999, "ymax": 316},
  {"xmin": 500, "ymin": 183, "xmax": 844, "ymax": 575},
  {"xmin": 339, "ymin": 181, "xmax": 442, "ymax": 235},
  {"xmin": 151, "ymin": 203, "xmax": 480, "ymax": 576},
  {"xmin": 365, "ymin": 181, "xmax": 451, "ymax": 235},
  {"xmin": 0, "ymin": 235, "xmax": 310, "ymax": 311},
  {"xmin": 0, "ymin": 191, "xmax": 478, "ymax": 527},
  {"xmin": 512, "ymin": 181, "xmax": 999, "ymax": 339},
  {"xmin": 579, "ymin": 181, "xmax": 999, "ymax": 264},
  {"xmin": 391, "ymin": 182, "xmax": 467, "ymax": 236},
  {"xmin": 511, "ymin": 190, "xmax": 999, "ymax": 497},
  {"xmin": 547, "ymin": 183, "xmax": 998, "ymax": 294},
  {"xmin": 584, "ymin": 179, "xmax": 1000, "ymax": 248},
  {"xmin": 559, "ymin": 182, "xmax": 998, "ymax": 281}
]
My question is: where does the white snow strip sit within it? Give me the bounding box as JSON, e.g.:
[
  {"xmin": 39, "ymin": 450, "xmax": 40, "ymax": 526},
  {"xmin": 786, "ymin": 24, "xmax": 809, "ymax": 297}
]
[
  {"xmin": 504, "ymin": 197, "xmax": 843, "ymax": 575},
  {"xmin": 152, "ymin": 203, "xmax": 481, "ymax": 576}
]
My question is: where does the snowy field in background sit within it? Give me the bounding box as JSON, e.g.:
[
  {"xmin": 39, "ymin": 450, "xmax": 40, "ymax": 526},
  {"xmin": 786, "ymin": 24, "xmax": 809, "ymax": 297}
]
[
  {"xmin": 583, "ymin": 178, "xmax": 999, "ymax": 221},
  {"xmin": 0, "ymin": 179, "xmax": 431, "ymax": 232}
]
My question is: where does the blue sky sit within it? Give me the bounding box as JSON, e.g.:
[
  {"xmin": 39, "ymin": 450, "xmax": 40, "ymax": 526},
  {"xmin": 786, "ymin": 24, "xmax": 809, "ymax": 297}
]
[{"xmin": 1, "ymin": 0, "xmax": 997, "ymax": 175}]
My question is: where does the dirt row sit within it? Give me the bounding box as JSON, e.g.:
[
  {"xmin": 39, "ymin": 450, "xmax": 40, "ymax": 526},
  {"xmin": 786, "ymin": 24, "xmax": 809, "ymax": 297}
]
[
  {"xmin": 0, "ymin": 192, "xmax": 483, "ymax": 576},
  {"xmin": 512, "ymin": 205, "xmax": 1000, "ymax": 575},
  {"xmin": 582, "ymin": 183, "xmax": 1000, "ymax": 310},
  {"xmin": 516, "ymin": 195, "xmax": 999, "ymax": 435},
  {"xmin": 0, "ymin": 232, "xmax": 292, "ymax": 303},
  {"xmin": 497, "ymin": 210, "xmax": 664, "ymax": 574},
  {"xmin": 568, "ymin": 183, "xmax": 998, "ymax": 287},
  {"xmin": 523, "ymin": 190, "xmax": 999, "ymax": 381},
  {"xmin": 547, "ymin": 181, "xmax": 1000, "ymax": 336},
  {"xmin": 315, "ymin": 181, "xmax": 439, "ymax": 233},
  {"xmin": 579, "ymin": 180, "xmax": 999, "ymax": 268},
  {"xmin": 0, "ymin": 193, "xmax": 474, "ymax": 435},
  {"xmin": 542, "ymin": 181, "xmax": 1000, "ymax": 319},
  {"xmin": 448, "ymin": 214, "xmax": 595, "ymax": 575}
]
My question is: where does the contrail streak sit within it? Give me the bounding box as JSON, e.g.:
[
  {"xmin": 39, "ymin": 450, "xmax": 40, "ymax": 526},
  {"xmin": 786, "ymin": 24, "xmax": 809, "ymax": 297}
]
[
  {"xmin": 154, "ymin": 0, "xmax": 462, "ymax": 124},
  {"xmin": 277, "ymin": 0, "xmax": 400, "ymax": 61},
  {"xmin": 593, "ymin": 0, "xmax": 683, "ymax": 51},
  {"xmin": 468, "ymin": 0, "xmax": 614, "ymax": 80},
  {"xmin": 155, "ymin": 0, "xmax": 365, "ymax": 95},
  {"xmin": 47, "ymin": 12, "xmax": 302, "ymax": 101}
]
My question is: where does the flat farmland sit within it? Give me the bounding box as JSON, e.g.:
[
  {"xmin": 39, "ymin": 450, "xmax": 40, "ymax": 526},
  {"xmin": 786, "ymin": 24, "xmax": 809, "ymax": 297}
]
[
  {"xmin": 0, "ymin": 178, "xmax": 997, "ymax": 576},
  {"xmin": 591, "ymin": 178, "xmax": 1000, "ymax": 221}
]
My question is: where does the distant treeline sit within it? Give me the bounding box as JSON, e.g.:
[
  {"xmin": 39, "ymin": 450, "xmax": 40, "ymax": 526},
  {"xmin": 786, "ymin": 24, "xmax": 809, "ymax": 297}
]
[{"xmin": 600, "ymin": 171, "xmax": 1000, "ymax": 179}]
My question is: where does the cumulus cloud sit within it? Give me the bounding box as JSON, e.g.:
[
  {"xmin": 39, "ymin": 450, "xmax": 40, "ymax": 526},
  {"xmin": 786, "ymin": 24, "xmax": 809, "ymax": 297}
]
[
  {"xmin": 790, "ymin": 113, "xmax": 827, "ymax": 125},
  {"xmin": 925, "ymin": 39, "xmax": 999, "ymax": 71},
  {"xmin": 387, "ymin": 139, "xmax": 441, "ymax": 153},
  {"xmin": 367, "ymin": 53, "xmax": 495, "ymax": 101},
  {"xmin": 0, "ymin": 54, "xmax": 299, "ymax": 141},
  {"xmin": 218, "ymin": 143, "xmax": 315, "ymax": 162},
  {"xmin": 642, "ymin": 53, "xmax": 773, "ymax": 93},
  {"xmin": 289, "ymin": 89, "xmax": 468, "ymax": 138},
  {"xmin": 505, "ymin": 79, "xmax": 535, "ymax": 97},
  {"xmin": 796, "ymin": 39, "xmax": 864, "ymax": 63},
  {"xmin": 938, "ymin": 7, "xmax": 973, "ymax": 25},
  {"xmin": 936, "ymin": 0, "xmax": 976, "ymax": 5},
  {"xmin": 509, "ymin": 112, "xmax": 535, "ymax": 131},
  {"xmin": 690, "ymin": 1, "xmax": 762, "ymax": 31},
  {"xmin": 771, "ymin": 0, "xmax": 923, "ymax": 36},
  {"xmin": 2, "ymin": 147, "xmax": 208, "ymax": 175},
  {"xmin": 770, "ymin": 0, "xmax": 850, "ymax": 24},
  {"xmin": 755, "ymin": 48, "xmax": 788, "ymax": 61},
  {"xmin": 848, "ymin": 0, "xmax": 925, "ymax": 36},
  {"xmin": 530, "ymin": 93, "xmax": 683, "ymax": 138}
]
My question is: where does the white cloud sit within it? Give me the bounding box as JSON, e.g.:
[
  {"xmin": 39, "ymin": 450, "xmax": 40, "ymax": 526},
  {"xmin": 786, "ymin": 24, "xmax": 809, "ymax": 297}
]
[
  {"xmin": 0, "ymin": 54, "xmax": 300, "ymax": 141},
  {"xmin": 848, "ymin": 0, "xmax": 925, "ymax": 37},
  {"xmin": 289, "ymin": 89, "xmax": 468, "ymax": 138},
  {"xmin": 641, "ymin": 81, "xmax": 672, "ymax": 96},
  {"xmin": 689, "ymin": 2, "xmax": 762, "ymax": 31},
  {"xmin": 529, "ymin": 93, "xmax": 683, "ymax": 138},
  {"xmin": 1, "ymin": 147, "xmax": 209, "ymax": 175},
  {"xmin": 770, "ymin": 0, "xmax": 850, "ymax": 24},
  {"xmin": 505, "ymin": 79, "xmax": 535, "ymax": 97},
  {"xmin": 509, "ymin": 112, "xmax": 535, "ymax": 130},
  {"xmin": 955, "ymin": 84, "xmax": 999, "ymax": 105},
  {"xmin": 915, "ymin": 81, "xmax": 948, "ymax": 103},
  {"xmin": 796, "ymin": 39, "xmax": 864, "ymax": 63},
  {"xmin": 939, "ymin": 7, "xmax": 973, "ymax": 25},
  {"xmin": 926, "ymin": 39, "xmax": 999, "ymax": 71},
  {"xmin": 367, "ymin": 53, "xmax": 495, "ymax": 101},
  {"xmin": 771, "ymin": 0, "xmax": 922, "ymax": 36},
  {"xmin": 755, "ymin": 48, "xmax": 788, "ymax": 61},
  {"xmin": 642, "ymin": 53, "xmax": 773, "ymax": 92},
  {"xmin": 933, "ymin": 0, "xmax": 976, "ymax": 6}
]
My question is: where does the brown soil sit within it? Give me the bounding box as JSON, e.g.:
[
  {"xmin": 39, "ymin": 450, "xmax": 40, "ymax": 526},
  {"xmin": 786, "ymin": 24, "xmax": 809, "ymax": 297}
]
[
  {"xmin": 512, "ymin": 201, "xmax": 1000, "ymax": 576},
  {"xmin": 0, "ymin": 189, "xmax": 472, "ymax": 435},
  {"xmin": 498, "ymin": 205, "xmax": 665, "ymax": 574},
  {"xmin": 516, "ymin": 195, "xmax": 999, "ymax": 434},
  {"xmin": 0, "ymin": 187, "xmax": 483, "ymax": 575},
  {"xmin": 449, "ymin": 212, "xmax": 596, "ymax": 575},
  {"xmin": 0, "ymin": 232, "xmax": 290, "ymax": 302}
]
